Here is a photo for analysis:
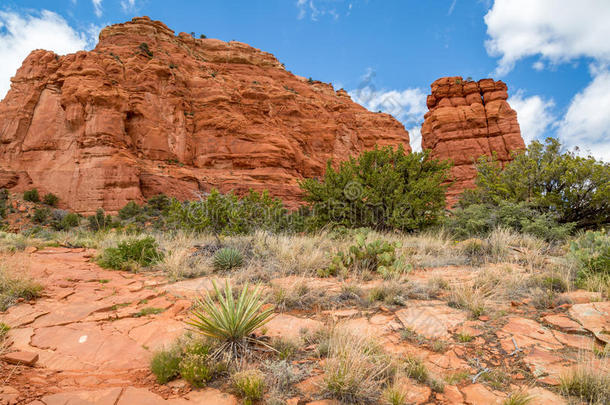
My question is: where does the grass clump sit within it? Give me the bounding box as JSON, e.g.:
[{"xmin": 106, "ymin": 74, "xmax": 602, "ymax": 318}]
[
  {"xmin": 97, "ymin": 236, "xmax": 163, "ymax": 270},
  {"xmin": 569, "ymin": 230, "xmax": 609, "ymax": 295},
  {"xmin": 134, "ymin": 307, "xmax": 164, "ymax": 317},
  {"xmin": 23, "ymin": 188, "xmax": 40, "ymax": 203},
  {"xmin": 322, "ymin": 327, "xmax": 393, "ymax": 403},
  {"xmin": 0, "ymin": 261, "xmax": 43, "ymax": 311},
  {"xmin": 232, "ymin": 369, "xmax": 265, "ymax": 405},
  {"xmin": 213, "ymin": 247, "xmax": 244, "ymax": 271},
  {"xmin": 150, "ymin": 346, "xmax": 182, "ymax": 383},
  {"xmin": 188, "ymin": 280, "xmax": 274, "ymax": 361},
  {"xmin": 560, "ymin": 365, "xmax": 609, "ymax": 404},
  {"xmin": 502, "ymin": 391, "xmax": 534, "ymax": 405}
]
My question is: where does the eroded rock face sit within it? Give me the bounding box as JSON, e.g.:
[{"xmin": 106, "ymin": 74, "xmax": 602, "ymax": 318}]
[
  {"xmin": 421, "ymin": 77, "xmax": 525, "ymax": 205},
  {"xmin": 0, "ymin": 16, "xmax": 410, "ymax": 213}
]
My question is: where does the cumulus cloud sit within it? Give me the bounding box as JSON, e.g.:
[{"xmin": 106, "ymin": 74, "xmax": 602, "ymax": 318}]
[
  {"xmin": 92, "ymin": 0, "xmax": 103, "ymax": 17},
  {"xmin": 508, "ymin": 90, "xmax": 555, "ymax": 145},
  {"xmin": 350, "ymin": 69, "xmax": 427, "ymax": 151},
  {"xmin": 484, "ymin": 0, "xmax": 610, "ymax": 76},
  {"xmin": 0, "ymin": 10, "xmax": 92, "ymax": 100},
  {"xmin": 558, "ymin": 70, "xmax": 610, "ymax": 160}
]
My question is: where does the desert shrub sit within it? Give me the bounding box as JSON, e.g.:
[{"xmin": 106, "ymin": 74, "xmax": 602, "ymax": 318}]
[
  {"xmin": 138, "ymin": 42, "xmax": 153, "ymax": 57},
  {"xmin": 97, "ymin": 237, "xmax": 164, "ymax": 270},
  {"xmin": 232, "ymin": 369, "xmax": 265, "ymax": 405},
  {"xmin": 88, "ymin": 208, "xmax": 112, "ymax": 231},
  {"xmin": 460, "ymin": 138, "xmax": 609, "ymax": 230},
  {"xmin": 569, "ymin": 230, "xmax": 609, "ymax": 292},
  {"xmin": 0, "ymin": 201, "xmax": 6, "ymax": 220},
  {"xmin": 321, "ymin": 233, "xmax": 407, "ymax": 278},
  {"xmin": 188, "ymin": 280, "xmax": 274, "ymax": 360},
  {"xmin": 167, "ymin": 189, "xmax": 296, "ymax": 238},
  {"xmin": 0, "ymin": 189, "xmax": 8, "ymax": 202},
  {"xmin": 118, "ymin": 201, "xmax": 141, "ymax": 220},
  {"xmin": 23, "ymin": 188, "xmax": 40, "ymax": 203},
  {"xmin": 42, "ymin": 193, "xmax": 59, "ymax": 207},
  {"xmin": 32, "ymin": 207, "xmax": 50, "ymax": 224},
  {"xmin": 56, "ymin": 212, "xmax": 80, "ymax": 230},
  {"xmin": 446, "ymin": 201, "xmax": 573, "ymax": 241},
  {"xmin": 213, "ymin": 247, "xmax": 244, "ymax": 271},
  {"xmin": 150, "ymin": 346, "xmax": 182, "ymax": 383},
  {"xmin": 300, "ymin": 146, "xmax": 450, "ymax": 231},
  {"xmin": 144, "ymin": 194, "xmax": 171, "ymax": 216}
]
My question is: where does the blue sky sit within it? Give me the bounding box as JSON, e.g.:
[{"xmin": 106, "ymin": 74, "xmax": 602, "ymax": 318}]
[{"xmin": 1, "ymin": 0, "xmax": 609, "ymax": 159}]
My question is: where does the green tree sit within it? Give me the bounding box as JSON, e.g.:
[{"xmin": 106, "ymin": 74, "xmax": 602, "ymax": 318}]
[
  {"xmin": 460, "ymin": 138, "xmax": 610, "ymax": 229},
  {"xmin": 300, "ymin": 146, "xmax": 451, "ymax": 231}
]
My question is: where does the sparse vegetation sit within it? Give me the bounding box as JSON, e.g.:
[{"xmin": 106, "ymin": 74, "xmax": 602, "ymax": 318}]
[
  {"xmin": 42, "ymin": 193, "xmax": 59, "ymax": 207},
  {"xmin": 23, "ymin": 188, "xmax": 40, "ymax": 203},
  {"xmin": 560, "ymin": 363, "xmax": 609, "ymax": 404},
  {"xmin": 232, "ymin": 369, "xmax": 265, "ymax": 405},
  {"xmin": 0, "ymin": 259, "xmax": 43, "ymax": 311},
  {"xmin": 97, "ymin": 236, "xmax": 164, "ymax": 270}
]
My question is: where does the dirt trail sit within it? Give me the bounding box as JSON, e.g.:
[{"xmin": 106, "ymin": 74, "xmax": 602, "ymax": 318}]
[{"xmin": 1, "ymin": 248, "xmax": 608, "ymax": 404}]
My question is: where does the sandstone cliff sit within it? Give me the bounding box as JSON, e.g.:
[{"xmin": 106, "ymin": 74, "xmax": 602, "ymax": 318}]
[
  {"xmin": 0, "ymin": 17, "xmax": 410, "ymax": 213},
  {"xmin": 421, "ymin": 77, "xmax": 525, "ymax": 205}
]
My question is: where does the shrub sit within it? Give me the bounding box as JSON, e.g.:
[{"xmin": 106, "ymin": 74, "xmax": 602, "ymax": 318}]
[
  {"xmin": 213, "ymin": 247, "xmax": 244, "ymax": 271},
  {"xmin": 232, "ymin": 369, "xmax": 265, "ymax": 405},
  {"xmin": 150, "ymin": 347, "xmax": 181, "ymax": 383},
  {"xmin": 58, "ymin": 212, "xmax": 80, "ymax": 230},
  {"xmin": 0, "ymin": 201, "xmax": 6, "ymax": 220},
  {"xmin": 569, "ymin": 230, "xmax": 609, "ymax": 292},
  {"xmin": 167, "ymin": 189, "xmax": 295, "ymax": 238},
  {"xmin": 139, "ymin": 42, "xmax": 153, "ymax": 57},
  {"xmin": 179, "ymin": 353, "xmax": 214, "ymax": 388},
  {"xmin": 0, "ymin": 189, "xmax": 8, "ymax": 201},
  {"xmin": 446, "ymin": 201, "xmax": 573, "ymax": 241},
  {"xmin": 322, "ymin": 233, "xmax": 407, "ymax": 278},
  {"xmin": 32, "ymin": 207, "xmax": 50, "ymax": 224},
  {"xmin": 300, "ymin": 146, "xmax": 450, "ymax": 231},
  {"xmin": 560, "ymin": 364, "xmax": 609, "ymax": 404},
  {"xmin": 23, "ymin": 189, "xmax": 40, "ymax": 203},
  {"xmin": 42, "ymin": 193, "xmax": 59, "ymax": 207},
  {"xmin": 188, "ymin": 280, "xmax": 274, "ymax": 360},
  {"xmin": 145, "ymin": 194, "xmax": 171, "ymax": 216},
  {"xmin": 460, "ymin": 138, "xmax": 609, "ymax": 229},
  {"xmin": 118, "ymin": 201, "xmax": 141, "ymax": 220},
  {"xmin": 97, "ymin": 237, "xmax": 164, "ymax": 270},
  {"xmin": 88, "ymin": 208, "xmax": 112, "ymax": 231}
]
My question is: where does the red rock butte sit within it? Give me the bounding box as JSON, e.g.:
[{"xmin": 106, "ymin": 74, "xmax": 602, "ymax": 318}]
[
  {"xmin": 0, "ymin": 16, "xmax": 410, "ymax": 213},
  {"xmin": 421, "ymin": 76, "xmax": 525, "ymax": 206}
]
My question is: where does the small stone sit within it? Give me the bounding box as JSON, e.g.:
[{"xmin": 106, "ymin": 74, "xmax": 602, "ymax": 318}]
[{"xmin": 1, "ymin": 351, "xmax": 39, "ymax": 366}]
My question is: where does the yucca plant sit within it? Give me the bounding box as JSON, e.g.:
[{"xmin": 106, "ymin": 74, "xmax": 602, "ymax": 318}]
[
  {"xmin": 187, "ymin": 280, "xmax": 274, "ymax": 360},
  {"xmin": 213, "ymin": 247, "xmax": 244, "ymax": 271}
]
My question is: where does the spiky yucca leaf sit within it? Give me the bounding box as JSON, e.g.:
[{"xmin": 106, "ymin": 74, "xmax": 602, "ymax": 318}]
[
  {"xmin": 187, "ymin": 280, "xmax": 274, "ymax": 359},
  {"xmin": 213, "ymin": 247, "xmax": 243, "ymax": 271}
]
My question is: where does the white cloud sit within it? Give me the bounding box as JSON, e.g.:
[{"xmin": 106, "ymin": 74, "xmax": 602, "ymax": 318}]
[
  {"xmin": 558, "ymin": 69, "xmax": 610, "ymax": 160},
  {"xmin": 0, "ymin": 10, "xmax": 92, "ymax": 101},
  {"xmin": 448, "ymin": 0, "xmax": 457, "ymax": 16},
  {"xmin": 349, "ymin": 69, "xmax": 427, "ymax": 151},
  {"xmin": 92, "ymin": 0, "xmax": 103, "ymax": 17},
  {"xmin": 484, "ymin": 0, "xmax": 610, "ymax": 76},
  {"xmin": 121, "ymin": 0, "xmax": 136, "ymax": 13},
  {"xmin": 508, "ymin": 90, "xmax": 555, "ymax": 145},
  {"xmin": 296, "ymin": 0, "xmax": 345, "ymax": 21}
]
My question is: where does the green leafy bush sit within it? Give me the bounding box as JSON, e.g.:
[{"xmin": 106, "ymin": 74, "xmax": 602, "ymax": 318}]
[
  {"xmin": 97, "ymin": 237, "xmax": 164, "ymax": 270},
  {"xmin": 23, "ymin": 189, "xmax": 40, "ymax": 203},
  {"xmin": 57, "ymin": 212, "xmax": 80, "ymax": 230},
  {"xmin": 145, "ymin": 194, "xmax": 171, "ymax": 216},
  {"xmin": 42, "ymin": 193, "xmax": 59, "ymax": 207},
  {"xmin": 188, "ymin": 280, "xmax": 274, "ymax": 360},
  {"xmin": 321, "ymin": 233, "xmax": 407, "ymax": 278},
  {"xmin": 32, "ymin": 207, "xmax": 50, "ymax": 224},
  {"xmin": 213, "ymin": 247, "xmax": 244, "ymax": 271},
  {"xmin": 300, "ymin": 146, "xmax": 450, "ymax": 231},
  {"xmin": 118, "ymin": 201, "xmax": 141, "ymax": 220},
  {"xmin": 88, "ymin": 208, "xmax": 112, "ymax": 231},
  {"xmin": 460, "ymin": 138, "xmax": 609, "ymax": 230},
  {"xmin": 569, "ymin": 230, "xmax": 609, "ymax": 287},
  {"xmin": 168, "ymin": 189, "xmax": 295, "ymax": 237},
  {"xmin": 446, "ymin": 201, "xmax": 573, "ymax": 241}
]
